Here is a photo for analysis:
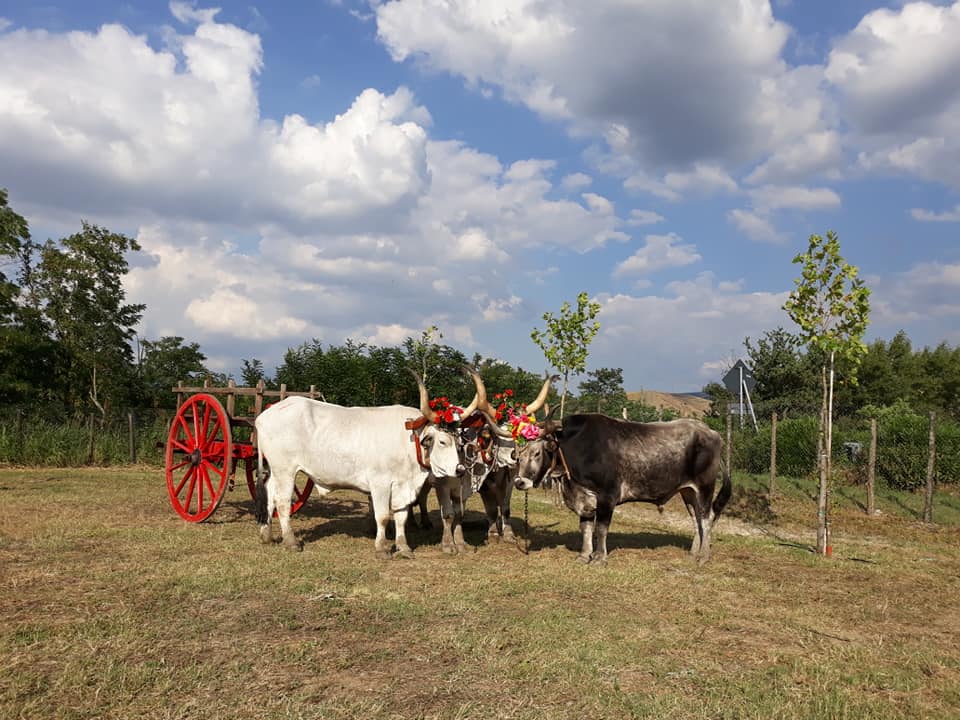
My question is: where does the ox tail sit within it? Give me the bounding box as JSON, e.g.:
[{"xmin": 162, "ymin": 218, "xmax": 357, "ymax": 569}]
[
  {"xmin": 712, "ymin": 463, "xmax": 732, "ymax": 521},
  {"xmin": 254, "ymin": 449, "xmax": 268, "ymax": 525}
]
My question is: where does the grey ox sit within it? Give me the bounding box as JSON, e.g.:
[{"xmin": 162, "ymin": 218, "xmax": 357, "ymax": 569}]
[
  {"xmin": 254, "ymin": 373, "xmax": 467, "ymax": 558},
  {"xmin": 428, "ymin": 369, "xmax": 554, "ymax": 553},
  {"xmin": 514, "ymin": 414, "xmax": 732, "ymax": 564}
]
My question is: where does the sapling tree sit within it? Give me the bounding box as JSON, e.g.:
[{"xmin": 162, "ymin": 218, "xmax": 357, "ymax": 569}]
[
  {"xmin": 784, "ymin": 231, "xmax": 870, "ymax": 555},
  {"xmin": 531, "ymin": 292, "xmax": 601, "ymax": 417}
]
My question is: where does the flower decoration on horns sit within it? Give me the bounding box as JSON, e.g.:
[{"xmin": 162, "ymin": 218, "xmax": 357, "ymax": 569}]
[
  {"xmin": 428, "ymin": 396, "xmax": 464, "ymax": 429},
  {"xmin": 493, "ymin": 389, "xmax": 541, "ymax": 445}
]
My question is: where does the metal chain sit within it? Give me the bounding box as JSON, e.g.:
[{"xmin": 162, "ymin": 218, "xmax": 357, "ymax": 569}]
[{"xmin": 522, "ymin": 489, "xmax": 529, "ymax": 555}]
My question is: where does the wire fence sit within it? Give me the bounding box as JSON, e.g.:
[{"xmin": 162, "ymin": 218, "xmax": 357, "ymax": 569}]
[{"xmin": 1, "ymin": 403, "xmax": 955, "ymax": 510}]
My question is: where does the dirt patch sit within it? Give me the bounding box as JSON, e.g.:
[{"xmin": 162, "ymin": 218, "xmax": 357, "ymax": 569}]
[{"xmin": 627, "ymin": 390, "xmax": 711, "ymax": 417}]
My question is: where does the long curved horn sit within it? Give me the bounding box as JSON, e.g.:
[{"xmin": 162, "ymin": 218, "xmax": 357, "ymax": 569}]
[
  {"xmin": 461, "ymin": 366, "xmax": 488, "ymax": 416},
  {"xmin": 406, "ymin": 368, "xmax": 436, "ymax": 424},
  {"xmin": 525, "ymin": 372, "xmax": 559, "ymax": 415},
  {"xmin": 479, "ymin": 407, "xmax": 514, "ymax": 438}
]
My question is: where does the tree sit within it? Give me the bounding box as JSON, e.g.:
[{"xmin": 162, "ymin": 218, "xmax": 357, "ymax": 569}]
[
  {"xmin": 35, "ymin": 223, "xmax": 146, "ymax": 416},
  {"xmin": 744, "ymin": 328, "xmax": 819, "ymax": 415},
  {"xmin": 531, "ymin": 292, "xmax": 601, "ymax": 417},
  {"xmin": 138, "ymin": 336, "xmax": 208, "ymax": 408},
  {"xmin": 578, "ymin": 367, "xmax": 627, "ymax": 415},
  {"xmin": 0, "ymin": 189, "xmax": 59, "ymax": 404},
  {"xmin": 702, "ymin": 382, "xmax": 733, "ymax": 419},
  {"xmin": 784, "ymin": 231, "xmax": 871, "ymax": 556}
]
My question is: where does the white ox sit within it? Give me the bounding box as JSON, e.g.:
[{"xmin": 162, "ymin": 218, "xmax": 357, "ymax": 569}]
[
  {"xmin": 431, "ymin": 369, "xmax": 555, "ymax": 553},
  {"xmin": 254, "ymin": 373, "xmax": 470, "ymax": 558}
]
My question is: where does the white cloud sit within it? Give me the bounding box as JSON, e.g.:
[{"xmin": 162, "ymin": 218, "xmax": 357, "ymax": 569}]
[
  {"xmin": 627, "ymin": 210, "xmax": 665, "ymax": 226},
  {"xmin": 0, "ymin": 18, "xmax": 11, "ymax": 33},
  {"xmin": 869, "ymin": 262, "xmax": 960, "ymax": 344},
  {"xmin": 614, "ymin": 233, "xmax": 701, "ymax": 278},
  {"xmin": 826, "ymin": 1, "xmax": 960, "ymax": 189},
  {"xmin": 0, "ymin": 17, "xmax": 431, "ymax": 229},
  {"xmin": 561, "ymin": 172, "xmax": 592, "ymax": 191},
  {"xmin": 592, "ymin": 275, "xmax": 791, "ymax": 390},
  {"xmin": 170, "ymin": 2, "xmax": 222, "ymax": 26},
  {"xmin": 748, "ymin": 185, "xmax": 841, "ymax": 210},
  {"xmin": 746, "ymin": 131, "xmax": 843, "ymax": 185},
  {"xmin": 911, "ymin": 204, "xmax": 960, "ymax": 222},
  {"xmin": 728, "ymin": 208, "xmax": 785, "ymax": 244},
  {"xmin": 375, "ymin": 0, "xmax": 823, "ymax": 173}
]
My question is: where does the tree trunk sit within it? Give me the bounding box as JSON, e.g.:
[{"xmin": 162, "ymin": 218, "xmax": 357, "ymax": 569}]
[
  {"xmin": 866, "ymin": 418, "xmax": 877, "ymax": 516},
  {"xmin": 560, "ymin": 371, "xmax": 568, "ymax": 419},
  {"xmin": 923, "ymin": 412, "xmax": 937, "ymax": 523},
  {"xmin": 816, "ymin": 363, "xmax": 829, "ymax": 555},
  {"xmin": 769, "ymin": 411, "xmax": 778, "ymax": 497}
]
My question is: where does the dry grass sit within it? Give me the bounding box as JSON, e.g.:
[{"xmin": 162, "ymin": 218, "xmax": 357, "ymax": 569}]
[{"xmin": 1, "ymin": 466, "xmax": 959, "ymax": 719}]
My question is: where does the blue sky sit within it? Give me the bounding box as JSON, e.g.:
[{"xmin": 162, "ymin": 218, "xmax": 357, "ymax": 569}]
[{"xmin": 1, "ymin": 1, "xmax": 958, "ymax": 392}]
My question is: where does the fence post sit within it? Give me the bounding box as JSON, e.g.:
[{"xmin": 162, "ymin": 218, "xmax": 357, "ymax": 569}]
[
  {"xmin": 128, "ymin": 411, "xmax": 136, "ymax": 464},
  {"xmin": 923, "ymin": 411, "xmax": 936, "ymax": 523},
  {"xmin": 15, "ymin": 408, "xmax": 24, "ymax": 463},
  {"xmin": 280, "ymin": 383, "xmax": 288, "ymax": 401},
  {"xmin": 226, "ymin": 378, "xmax": 236, "ymax": 418},
  {"xmin": 725, "ymin": 409, "xmax": 732, "ymax": 480},
  {"xmin": 255, "ymin": 379, "xmax": 265, "ymax": 418},
  {"xmin": 87, "ymin": 413, "xmax": 95, "ymax": 465},
  {"xmin": 867, "ymin": 418, "xmax": 877, "ymax": 516},
  {"xmin": 768, "ymin": 411, "xmax": 778, "ymax": 497}
]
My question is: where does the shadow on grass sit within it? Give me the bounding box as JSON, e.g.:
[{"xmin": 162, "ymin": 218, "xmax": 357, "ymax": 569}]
[
  {"xmin": 835, "ymin": 485, "xmax": 867, "ymax": 513},
  {"xmin": 523, "ymin": 523, "xmax": 693, "ymax": 555}
]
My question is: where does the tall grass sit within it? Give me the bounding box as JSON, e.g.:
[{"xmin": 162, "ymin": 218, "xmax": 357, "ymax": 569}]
[{"xmin": 0, "ymin": 411, "xmax": 169, "ymax": 466}]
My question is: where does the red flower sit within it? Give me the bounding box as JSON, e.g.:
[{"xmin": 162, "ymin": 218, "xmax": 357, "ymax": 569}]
[{"xmin": 505, "ymin": 389, "xmax": 514, "ymax": 397}]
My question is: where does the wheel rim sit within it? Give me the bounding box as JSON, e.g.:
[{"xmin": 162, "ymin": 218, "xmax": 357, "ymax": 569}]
[
  {"xmin": 166, "ymin": 393, "xmax": 232, "ymax": 522},
  {"xmin": 244, "ymin": 458, "xmax": 315, "ymax": 516}
]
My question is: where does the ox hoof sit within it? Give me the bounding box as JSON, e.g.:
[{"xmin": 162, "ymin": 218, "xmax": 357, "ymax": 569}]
[
  {"xmin": 394, "ymin": 547, "xmax": 415, "ymax": 560},
  {"xmin": 576, "ymin": 554, "xmax": 592, "ymax": 564},
  {"xmin": 501, "ymin": 529, "xmax": 517, "ymax": 544},
  {"xmin": 283, "ymin": 539, "xmax": 304, "ymax": 552},
  {"xmin": 441, "ymin": 545, "xmax": 458, "ymax": 555},
  {"xmin": 589, "ymin": 555, "xmax": 608, "ymax": 567},
  {"xmin": 258, "ymin": 529, "xmax": 273, "ymax": 545},
  {"xmin": 486, "ymin": 533, "xmax": 501, "ymax": 545},
  {"xmin": 375, "ymin": 549, "xmax": 393, "ymax": 561}
]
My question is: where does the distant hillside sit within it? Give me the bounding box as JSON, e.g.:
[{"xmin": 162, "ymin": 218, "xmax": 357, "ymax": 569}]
[{"xmin": 626, "ymin": 390, "xmax": 711, "ymax": 418}]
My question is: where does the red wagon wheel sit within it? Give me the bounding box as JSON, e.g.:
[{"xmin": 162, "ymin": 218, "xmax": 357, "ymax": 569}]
[
  {"xmin": 165, "ymin": 393, "xmax": 232, "ymax": 522},
  {"xmin": 244, "ymin": 457, "xmax": 316, "ymax": 516}
]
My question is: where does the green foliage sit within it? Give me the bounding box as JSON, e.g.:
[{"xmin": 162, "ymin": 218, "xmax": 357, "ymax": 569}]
[
  {"xmin": 744, "ymin": 328, "xmax": 821, "ymax": 414},
  {"xmin": 702, "ymin": 381, "xmax": 733, "ymax": 418},
  {"xmin": 858, "ymin": 402, "xmax": 960, "ymax": 491},
  {"xmin": 784, "ymin": 230, "xmax": 871, "ymax": 380},
  {"xmin": 577, "ymin": 367, "xmax": 627, "ymax": 415},
  {"xmin": 35, "ymin": 223, "xmax": 146, "ymax": 414},
  {"xmin": 0, "ymin": 409, "xmax": 168, "ymax": 466},
  {"xmin": 137, "ymin": 336, "xmax": 209, "ymax": 408},
  {"xmin": 530, "ymin": 291, "xmax": 601, "ymax": 416}
]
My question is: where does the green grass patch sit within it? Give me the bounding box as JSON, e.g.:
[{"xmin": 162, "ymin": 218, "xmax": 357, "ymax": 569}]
[{"xmin": 1, "ymin": 467, "xmax": 959, "ymax": 719}]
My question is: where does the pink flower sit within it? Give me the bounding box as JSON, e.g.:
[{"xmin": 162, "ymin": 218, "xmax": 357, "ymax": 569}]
[{"xmin": 520, "ymin": 423, "xmax": 541, "ymax": 441}]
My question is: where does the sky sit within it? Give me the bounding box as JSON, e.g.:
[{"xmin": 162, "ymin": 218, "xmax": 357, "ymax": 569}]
[{"xmin": 1, "ymin": 0, "xmax": 958, "ymax": 393}]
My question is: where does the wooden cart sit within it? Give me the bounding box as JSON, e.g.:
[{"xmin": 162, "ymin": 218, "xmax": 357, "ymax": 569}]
[{"xmin": 164, "ymin": 380, "xmax": 321, "ymax": 522}]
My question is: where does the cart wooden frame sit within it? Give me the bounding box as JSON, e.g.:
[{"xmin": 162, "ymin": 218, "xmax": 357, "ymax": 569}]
[{"xmin": 164, "ymin": 379, "xmax": 322, "ymax": 522}]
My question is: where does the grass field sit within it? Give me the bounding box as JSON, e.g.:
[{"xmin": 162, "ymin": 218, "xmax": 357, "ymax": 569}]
[{"xmin": 2, "ymin": 466, "xmax": 959, "ymax": 719}]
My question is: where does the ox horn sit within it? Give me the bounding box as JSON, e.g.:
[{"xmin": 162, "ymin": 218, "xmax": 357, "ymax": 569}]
[
  {"xmin": 525, "ymin": 372, "xmax": 559, "ymax": 416},
  {"xmin": 458, "ymin": 365, "xmax": 483, "ymax": 419},
  {"xmin": 407, "ymin": 368, "xmax": 437, "ymax": 424},
  {"xmin": 462, "ymin": 365, "xmax": 523, "ymax": 439}
]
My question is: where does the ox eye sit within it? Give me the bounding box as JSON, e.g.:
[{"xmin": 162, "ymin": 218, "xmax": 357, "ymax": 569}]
[{"xmin": 510, "ymin": 449, "xmax": 518, "ymax": 461}]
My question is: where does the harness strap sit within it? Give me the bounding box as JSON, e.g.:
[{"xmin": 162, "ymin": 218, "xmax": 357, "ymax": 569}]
[{"xmin": 404, "ymin": 417, "xmax": 432, "ymax": 471}]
